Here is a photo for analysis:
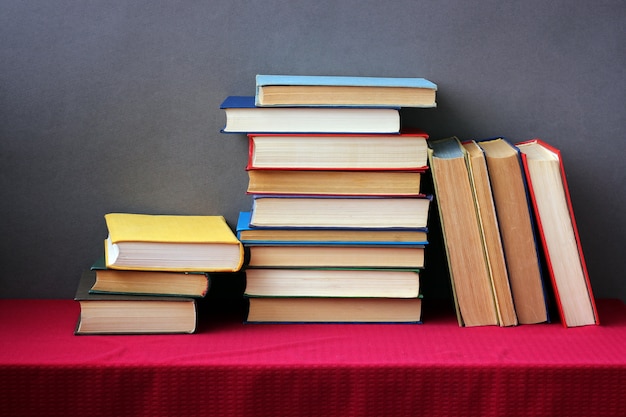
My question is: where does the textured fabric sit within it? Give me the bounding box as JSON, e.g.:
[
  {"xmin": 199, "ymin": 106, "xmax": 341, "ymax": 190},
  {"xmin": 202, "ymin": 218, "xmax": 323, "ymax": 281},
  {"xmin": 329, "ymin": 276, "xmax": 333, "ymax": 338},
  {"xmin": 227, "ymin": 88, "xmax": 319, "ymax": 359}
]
[{"xmin": 1, "ymin": 299, "xmax": 625, "ymax": 417}]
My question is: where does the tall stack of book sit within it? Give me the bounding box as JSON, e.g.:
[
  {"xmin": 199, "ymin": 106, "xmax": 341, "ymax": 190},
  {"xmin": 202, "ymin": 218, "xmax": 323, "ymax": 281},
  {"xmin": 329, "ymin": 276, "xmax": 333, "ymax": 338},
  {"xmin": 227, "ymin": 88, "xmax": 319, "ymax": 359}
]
[
  {"xmin": 222, "ymin": 74, "xmax": 437, "ymax": 323},
  {"xmin": 74, "ymin": 213, "xmax": 244, "ymax": 334}
]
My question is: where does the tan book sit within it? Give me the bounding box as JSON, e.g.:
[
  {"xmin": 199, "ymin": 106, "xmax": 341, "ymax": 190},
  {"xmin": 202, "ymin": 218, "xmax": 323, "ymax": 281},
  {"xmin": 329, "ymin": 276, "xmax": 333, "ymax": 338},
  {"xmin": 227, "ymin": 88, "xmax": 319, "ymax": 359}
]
[
  {"xmin": 428, "ymin": 137, "xmax": 499, "ymax": 326},
  {"xmin": 477, "ymin": 138, "xmax": 548, "ymax": 324},
  {"xmin": 246, "ymin": 297, "xmax": 422, "ymax": 323},
  {"xmin": 247, "ymin": 170, "xmax": 423, "ymax": 196},
  {"xmin": 463, "ymin": 140, "xmax": 518, "ymax": 326}
]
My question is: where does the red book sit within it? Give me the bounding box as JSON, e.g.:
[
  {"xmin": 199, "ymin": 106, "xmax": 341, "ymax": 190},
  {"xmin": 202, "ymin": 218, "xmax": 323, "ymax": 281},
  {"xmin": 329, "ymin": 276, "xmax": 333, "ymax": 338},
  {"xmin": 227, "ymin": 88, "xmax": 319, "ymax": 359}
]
[{"xmin": 517, "ymin": 139, "xmax": 599, "ymax": 327}]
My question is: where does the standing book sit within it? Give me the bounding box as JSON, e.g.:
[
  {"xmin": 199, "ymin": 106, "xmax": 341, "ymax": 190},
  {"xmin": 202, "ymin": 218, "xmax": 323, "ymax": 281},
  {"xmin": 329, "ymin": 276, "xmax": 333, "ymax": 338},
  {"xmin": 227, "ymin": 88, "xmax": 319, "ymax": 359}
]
[
  {"xmin": 74, "ymin": 270, "xmax": 197, "ymax": 335},
  {"xmin": 428, "ymin": 137, "xmax": 499, "ymax": 327},
  {"xmin": 463, "ymin": 140, "xmax": 518, "ymax": 326},
  {"xmin": 517, "ymin": 139, "xmax": 598, "ymax": 327},
  {"xmin": 104, "ymin": 213, "xmax": 244, "ymax": 272},
  {"xmin": 476, "ymin": 138, "xmax": 549, "ymax": 325},
  {"xmin": 220, "ymin": 96, "xmax": 400, "ymax": 134},
  {"xmin": 255, "ymin": 74, "xmax": 437, "ymax": 108}
]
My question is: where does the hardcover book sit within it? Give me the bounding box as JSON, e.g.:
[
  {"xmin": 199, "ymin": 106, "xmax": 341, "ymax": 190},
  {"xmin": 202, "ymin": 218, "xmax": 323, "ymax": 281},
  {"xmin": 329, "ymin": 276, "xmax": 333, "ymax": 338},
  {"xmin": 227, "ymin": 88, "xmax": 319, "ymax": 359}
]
[
  {"xmin": 462, "ymin": 140, "xmax": 518, "ymax": 326},
  {"xmin": 236, "ymin": 212, "xmax": 428, "ymax": 245},
  {"xmin": 74, "ymin": 270, "xmax": 197, "ymax": 335},
  {"xmin": 255, "ymin": 74, "xmax": 437, "ymax": 108},
  {"xmin": 517, "ymin": 139, "xmax": 598, "ymax": 327},
  {"xmin": 249, "ymin": 195, "xmax": 431, "ymax": 229},
  {"xmin": 104, "ymin": 213, "xmax": 244, "ymax": 272},
  {"xmin": 246, "ymin": 244, "xmax": 425, "ymax": 269},
  {"xmin": 220, "ymin": 96, "xmax": 400, "ymax": 134},
  {"xmin": 246, "ymin": 297, "xmax": 423, "ymax": 323},
  {"xmin": 246, "ymin": 132, "xmax": 428, "ymax": 171},
  {"xmin": 244, "ymin": 268, "xmax": 421, "ymax": 298},
  {"xmin": 247, "ymin": 169, "xmax": 424, "ymax": 196},
  {"xmin": 90, "ymin": 256, "xmax": 209, "ymax": 297},
  {"xmin": 428, "ymin": 137, "xmax": 499, "ymax": 327},
  {"xmin": 476, "ymin": 138, "xmax": 549, "ymax": 324}
]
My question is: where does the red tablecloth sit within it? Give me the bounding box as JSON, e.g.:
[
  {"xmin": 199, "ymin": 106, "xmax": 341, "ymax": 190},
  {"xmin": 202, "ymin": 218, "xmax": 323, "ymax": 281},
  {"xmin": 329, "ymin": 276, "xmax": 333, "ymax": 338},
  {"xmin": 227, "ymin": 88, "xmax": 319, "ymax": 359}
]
[{"xmin": 1, "ymin": 298, "xmax": 625, "ymax": 417}]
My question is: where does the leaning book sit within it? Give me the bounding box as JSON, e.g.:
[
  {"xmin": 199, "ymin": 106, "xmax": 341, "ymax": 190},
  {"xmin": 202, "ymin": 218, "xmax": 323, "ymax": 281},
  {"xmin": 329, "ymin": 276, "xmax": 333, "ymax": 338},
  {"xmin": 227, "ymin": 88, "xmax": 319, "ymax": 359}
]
[
  {"xmin": 74, "ymin": 270, "xmax": 197, "ymax": 335},
  {"xmin": 517, "ymin": 139, "xmax": 598, "ymax": 327}
]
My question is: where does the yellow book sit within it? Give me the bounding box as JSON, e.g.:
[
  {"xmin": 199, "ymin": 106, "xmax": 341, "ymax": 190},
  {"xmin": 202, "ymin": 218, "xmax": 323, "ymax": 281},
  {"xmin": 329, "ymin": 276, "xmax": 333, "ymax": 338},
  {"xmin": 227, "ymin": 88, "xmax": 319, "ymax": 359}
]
[{"xmin": 104, "ymin": 213, "xmax": 244, "ymax": 272}]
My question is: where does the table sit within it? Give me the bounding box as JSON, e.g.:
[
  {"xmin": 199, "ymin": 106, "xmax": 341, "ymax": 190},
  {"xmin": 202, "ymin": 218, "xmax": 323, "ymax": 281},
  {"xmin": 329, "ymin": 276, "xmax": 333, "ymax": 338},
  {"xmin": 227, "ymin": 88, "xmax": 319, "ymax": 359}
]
[{"xmin": 1, "ymin": 298, "xmax": 625, "ymax": 417}]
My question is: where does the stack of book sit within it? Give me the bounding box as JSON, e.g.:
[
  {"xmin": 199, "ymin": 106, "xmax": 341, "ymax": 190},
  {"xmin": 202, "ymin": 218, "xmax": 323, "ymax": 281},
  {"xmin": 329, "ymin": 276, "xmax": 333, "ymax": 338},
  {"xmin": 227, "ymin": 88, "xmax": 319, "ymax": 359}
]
[
  {"xmin": 222, "ymin": 74, "xmax": 438, "ymax": 323},
  {"xmin": 428, "ymin": 136, "xmax": 598, "ymax": 327},
  {"xmin": 74, "ymin": 213, "xmax": 244, "ymax": 334}
]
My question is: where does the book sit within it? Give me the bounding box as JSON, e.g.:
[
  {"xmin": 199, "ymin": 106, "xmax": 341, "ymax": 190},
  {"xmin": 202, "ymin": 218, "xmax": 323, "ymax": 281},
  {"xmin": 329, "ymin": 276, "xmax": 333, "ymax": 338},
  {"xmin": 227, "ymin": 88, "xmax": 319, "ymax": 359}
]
[
  {"xmin": 255, "ymin": 74, "xmax": 437, "ymax": 108},
  {"xmin": 220, "ymin": 96, "xmax": 400, "ymax": 134},
  {"xmin": 249, "ymin": 196, "xmax": 431, "ymax": 229},
  {"xmin": 476, "ymin": 138, "xmax": 549, "ymax": 324},
  {"xmin": 247, "ymin": 131, "xmax": 429, "ymax": 171},
  {"xmin": 247, "ymin": 244, "xmax": 425, "ymax": 269},
  {"xmin": 428, "ymin": 137, "xmax": 499, "ymax": 327},
  {"xmin": 245, "ymin": 268, "xmax": 420, "ymax": 298},
  {"xmin": 246, "ymin": 297, "xmax": 422, "ymax": 323},
  {"xmin": 462, "ymin": 140, "xmax": 518, "ymax": 326},
  {"xmin": 89, "ymin": 257, "xmax": 209, "ymax": 297},
  {"xmin": 236, "ymin": 212, "xmax": 428, "ymax": 245},
  {"xmin": 516, "ymin": 139, "xmax": 599, "ymax": 327},
  {"xmin": 104, "ymin": 213, "xmax": 244, "ymax": 272},
  {"xmin": 247, "ymin": 169, "xmax": 424, "ymax": 196},
  {"xmin": 74, "ymin": 270, "xmax": 197, "ymax": 335}
]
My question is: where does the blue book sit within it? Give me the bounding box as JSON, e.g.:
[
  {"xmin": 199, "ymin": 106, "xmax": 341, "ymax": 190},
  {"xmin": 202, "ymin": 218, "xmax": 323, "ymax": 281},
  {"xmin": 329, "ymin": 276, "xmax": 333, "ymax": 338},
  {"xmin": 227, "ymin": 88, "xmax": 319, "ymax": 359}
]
[
  {"xmin": 236, "ymin": 211, "xmax": 428, "ymax": 245},
  {"xmin": 220, "ymin": 96, "xmax": 400, "ymax": 134},
  {"xmin": 255, "ymin": 74, "xmax": 437, "ymax": 108}
]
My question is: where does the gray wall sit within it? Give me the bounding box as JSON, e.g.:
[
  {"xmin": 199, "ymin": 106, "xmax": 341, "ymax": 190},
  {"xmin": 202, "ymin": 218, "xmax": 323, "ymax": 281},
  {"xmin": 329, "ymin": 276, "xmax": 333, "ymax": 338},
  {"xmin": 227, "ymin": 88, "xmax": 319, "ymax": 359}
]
[{"xmin": 1, "ymin": 1, "xmax": 625, "ymax": 302}]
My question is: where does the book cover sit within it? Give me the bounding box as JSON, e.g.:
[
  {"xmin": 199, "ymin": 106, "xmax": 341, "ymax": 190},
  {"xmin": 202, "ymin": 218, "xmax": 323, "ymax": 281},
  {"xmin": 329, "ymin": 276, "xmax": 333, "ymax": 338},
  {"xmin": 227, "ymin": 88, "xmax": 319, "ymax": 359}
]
[
  {"xmin": 220, "ymin": 96, "xmax": 400, "ymax": 134},
  {"xmin": 236, "ymin": 211, "xmax": 429, "ymax": 245},
  {"xmin": 255, "ymin": 74, "xmax": 437, "ymax": 107},
  {"xmin": 104, "ymin": 213, "xmax": 244, "ymax": 272},
  {"xmin": 517, "ymin": 139, "xmax": 598, "ymax": 327},
  {"xmin": 476, "ymin": 137, "xmax": 550, "ymax": 324},
  {"xmin": 246, "ymin": 131, "xmax": 429, "ymax": 171}
]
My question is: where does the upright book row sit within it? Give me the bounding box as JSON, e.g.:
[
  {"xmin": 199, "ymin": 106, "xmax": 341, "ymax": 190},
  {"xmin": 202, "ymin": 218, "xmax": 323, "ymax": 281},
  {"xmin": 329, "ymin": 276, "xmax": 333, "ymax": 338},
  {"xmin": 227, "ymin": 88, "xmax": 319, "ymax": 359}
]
[
  {"xmin": 221, "ymin": 74, "xmax": 439, "ymax": 323},
  {"xmin": 428, "ymin": 137, "xmax": 598, "ymax": 327}
]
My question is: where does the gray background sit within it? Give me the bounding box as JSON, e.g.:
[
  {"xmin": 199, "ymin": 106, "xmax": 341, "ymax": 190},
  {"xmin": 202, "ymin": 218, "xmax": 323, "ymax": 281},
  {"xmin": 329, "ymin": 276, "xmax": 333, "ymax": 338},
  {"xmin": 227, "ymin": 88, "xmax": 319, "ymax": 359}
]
[{"xmin": 1, "ymin": 0, "xmax": 624, "ymax": 303}]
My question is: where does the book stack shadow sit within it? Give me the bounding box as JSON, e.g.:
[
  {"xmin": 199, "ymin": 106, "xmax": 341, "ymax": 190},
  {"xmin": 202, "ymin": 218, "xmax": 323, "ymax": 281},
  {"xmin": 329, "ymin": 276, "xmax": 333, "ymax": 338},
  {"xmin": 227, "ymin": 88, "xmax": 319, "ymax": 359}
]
[{"xmin": 221, "ymin": 74, "xmax": 438, "ymax": 323}]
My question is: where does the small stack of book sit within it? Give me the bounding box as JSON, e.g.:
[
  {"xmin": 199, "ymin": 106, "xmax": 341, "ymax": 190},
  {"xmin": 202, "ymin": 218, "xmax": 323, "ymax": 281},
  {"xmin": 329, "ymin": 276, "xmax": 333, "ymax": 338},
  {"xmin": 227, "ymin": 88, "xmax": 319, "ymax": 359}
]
[
  {"xmin": 428, "ymin": 136, "xmax": 598, "ymax": 327},
  {"xmin": 222, "ymin": 74, "xmax": 437, "ymax": 323},
  {"xmin": 74, "ymin": 213, "xmax": 244, "ymax": 334}
]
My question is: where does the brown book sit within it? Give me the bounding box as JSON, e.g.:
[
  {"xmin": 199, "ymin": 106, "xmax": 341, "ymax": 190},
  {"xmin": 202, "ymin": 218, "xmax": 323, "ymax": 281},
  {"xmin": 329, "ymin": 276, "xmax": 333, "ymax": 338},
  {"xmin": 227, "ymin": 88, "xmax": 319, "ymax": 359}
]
[
  {"xmin": 74, "ymin": 270, "xmax": 197, "ymax": 335},
  {"xmin": 477, "ymin": 138, "xmax": 548, "ymax": 324},
  {"xmin": 463, "ymin": 140, "xmax": 518, "ymax": 326},
  {"xmin": 246, "ymin": 297, "xmax": 422, "ymax": 323},
  {"xmin": 247, "ymin": 170, "xmax": 423, "ymax": 196},
  {"xmin": 428, "ymin": 137, "xmax": 499, "ymax": 326},
  {"xmin": 90, "ymin": 269, "xmax": 209, "ymax": 298}
]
